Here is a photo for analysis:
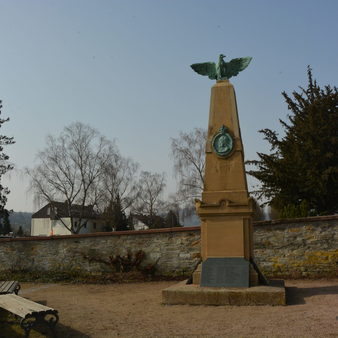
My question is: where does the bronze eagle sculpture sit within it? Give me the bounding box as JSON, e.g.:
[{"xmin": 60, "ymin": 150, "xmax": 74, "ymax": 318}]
[{"xmin": 191, "ymin": 54, "xmax": 252, "ymax": 80}]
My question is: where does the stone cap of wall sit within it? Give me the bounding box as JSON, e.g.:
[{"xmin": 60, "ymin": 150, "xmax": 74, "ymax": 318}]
[
  {"xmin": 254, "ymin": 214, "xmax": 338, "ymax": 226},
  {"xmin": 0, "ymin": 226, "xmax": 201, "ymax": 243}
]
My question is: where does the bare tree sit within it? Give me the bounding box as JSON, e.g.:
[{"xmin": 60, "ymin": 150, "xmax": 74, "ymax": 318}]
[
  {"xmin": 98, "ymin": 153, "xmax": 140, "ymax": 230},
  {"xmin": 27, "ymin": 122, "xmax": 117, "ymax": 233},
  {"xmin": 133, "ymin": 171, "xmax": 166, "ymax": 228},
  {"xmin": 100, "ymin": 154, "xmax": 140, "ymax": 212},
  {"xmin": 170, "ymin": 128, "xmax": 207, "ymax": 202}
]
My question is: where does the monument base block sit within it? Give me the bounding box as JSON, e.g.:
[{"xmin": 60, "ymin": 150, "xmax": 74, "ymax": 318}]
[
  {"xmin": 201, "ymin": 257, "xmax": 250, "ymax": 287},
  {"xmin": 162, "ymin": 280, "xmax": 286, "ymax": 306}
]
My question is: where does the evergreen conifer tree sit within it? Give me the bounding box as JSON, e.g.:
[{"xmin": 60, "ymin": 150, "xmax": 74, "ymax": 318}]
[
  {"xmin": 0, "ymin": 101, "xmax": 14, "ymax": 232},
  {"xmin": 17, "ymin": 225, "xmax": 24, "ymax": 237},
  {"xmin": 113, "ymin": 196, "xmax": 129, "ymax": 231},
  {"xmin": 247, "ymin": 67, "xmax": 338, "ymax": 216},
  {"xmin": 104, "ymin": 196, "xmax": 129, "ymax": 231},
  {"xmin": 165, "ymin": 210, "xmax": 181, "ymax": 227},
  {"xmin": 2, "ymin": 210, "xmax": 12, "ymax": 234}
]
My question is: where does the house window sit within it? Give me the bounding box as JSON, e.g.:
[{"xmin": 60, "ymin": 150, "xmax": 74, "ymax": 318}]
[{"xmin": 93, "ymin": 223, "xmax": 97, "ymax": 229}]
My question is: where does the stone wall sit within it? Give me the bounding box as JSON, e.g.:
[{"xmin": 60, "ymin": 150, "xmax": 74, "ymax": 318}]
[
  {"xmin": 0, "ymin": 227, "xmax": 201, "ymax": 278},
  {"xmin": 0, "ymin": 215, "xmax": 337, "ymax": 279},
  {"xmin": 254, "ymin": 215, "xmax": 338, "ymax": 278}
]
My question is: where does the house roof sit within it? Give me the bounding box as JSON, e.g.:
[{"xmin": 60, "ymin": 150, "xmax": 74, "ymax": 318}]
[
  {"xmin": 131, "ymin": 214, "xmax": 166, "ymax": 227},
  {"xmin": 32, "ymin": 201, "xmax": 99, "ymax": 219}
]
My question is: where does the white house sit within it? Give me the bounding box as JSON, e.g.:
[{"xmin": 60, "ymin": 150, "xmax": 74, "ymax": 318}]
[
  {"xmin": 31, "ymin": 201, "xmax": 104, "ymax": 236},
  {"xmin": 132, "ymin": 219, "xmax": 149, "ymax": 231}
]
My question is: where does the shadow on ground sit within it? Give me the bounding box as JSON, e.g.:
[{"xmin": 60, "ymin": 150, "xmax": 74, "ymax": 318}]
[
  {"xmin": 286, "ymin": 284, "xmax": 338, "ymax": 305},
  {"xmin": 54, "ymin": 323, "xmax": 92, "ymax": 338},
  {"xmin": 0, "ymin": 322, "xmax": 92, "ymax": 337},
  {"xmin": 0, "ymin": 302, "xmax": 91, "ymax": 338}
]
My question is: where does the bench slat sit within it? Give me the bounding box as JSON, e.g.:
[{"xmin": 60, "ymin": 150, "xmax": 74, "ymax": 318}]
[
  {"xmin": 0, "ymin": 281, "xmax": 19, "ymax": 294},
  {"xmin": 0, "ymin": 281, "xmax": 12, "ymax": 292},
  {"xmin": 0, "ymin": 294, "xmax": 55, "ymax": 318}
]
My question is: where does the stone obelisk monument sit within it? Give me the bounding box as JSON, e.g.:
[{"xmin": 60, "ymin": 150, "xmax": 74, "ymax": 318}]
[
  {"xmin": 162, "ymin": 55, "xmax": 285, "ymax": 305},
  {"xmin": 186, "ymin": 54, "xmax": 257, "ymax": 287},
  {"xmin": 194, "ymin": 79, "xmax": 256, "ymax": 287}
]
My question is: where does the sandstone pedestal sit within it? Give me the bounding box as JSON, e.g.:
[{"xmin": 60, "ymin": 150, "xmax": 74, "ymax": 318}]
[
  {"xmin": 162, "ymin": 80, "xmax": 285, "ymax": 305},
  {"xmin": 162, "ymin": 280, "xmax": 286, "ymax": 306}
]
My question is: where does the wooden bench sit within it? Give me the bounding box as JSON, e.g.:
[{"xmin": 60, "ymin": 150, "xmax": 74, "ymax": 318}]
[
  {"xmin": 0, "ymin": 280, "xmax": 20, "ymax": 295},
  {"xmin": 0, "ymin": 293, "xmax": 59, "ymax": 337}
]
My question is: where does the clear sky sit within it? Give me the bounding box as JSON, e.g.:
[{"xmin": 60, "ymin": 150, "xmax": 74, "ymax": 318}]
[{"xmin": 0, "ymin": 0, "xmax": 337, "ymax": 212}]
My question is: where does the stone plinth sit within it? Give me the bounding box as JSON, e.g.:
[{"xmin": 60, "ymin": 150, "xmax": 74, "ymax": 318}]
[{"xmin": 162, "ymin": 280, "xmax": 286, "ymax": 306}]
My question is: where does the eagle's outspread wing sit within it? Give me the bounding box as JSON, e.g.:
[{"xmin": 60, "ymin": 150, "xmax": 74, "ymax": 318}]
[
  {"xmin": 190, "ymin": 62, "xmax": 217, "ymax": 80},
  {"xmin": 226, "ymin": 57, "xmax": 252, "ymax": 79}
]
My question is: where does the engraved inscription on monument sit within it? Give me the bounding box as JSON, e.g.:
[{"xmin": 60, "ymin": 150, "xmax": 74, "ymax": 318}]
[{"xmin": 201, "ymin": 258, "xmax": 249, "ymax": 287}]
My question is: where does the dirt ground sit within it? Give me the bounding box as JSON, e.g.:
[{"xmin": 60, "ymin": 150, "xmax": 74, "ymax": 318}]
[{"xmin": 4, "ymin": 279, "xmax": 338, "ymax": 337}]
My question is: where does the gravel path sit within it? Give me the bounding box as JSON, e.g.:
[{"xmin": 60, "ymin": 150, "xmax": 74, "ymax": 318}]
[{"xmin": 18, "ymin": 279, "xmax": 338, "ymax": 337}]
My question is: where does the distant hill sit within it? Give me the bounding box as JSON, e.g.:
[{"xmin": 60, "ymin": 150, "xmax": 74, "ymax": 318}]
[{"xmin": 9, "ymin": 211, "xmax": 32, "ymax": 235}]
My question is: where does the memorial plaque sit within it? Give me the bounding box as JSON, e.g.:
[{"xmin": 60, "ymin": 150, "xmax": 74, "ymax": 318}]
[{"xmin": 200, "ymin": 258, "xmax": 249, "ymax": 287}]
